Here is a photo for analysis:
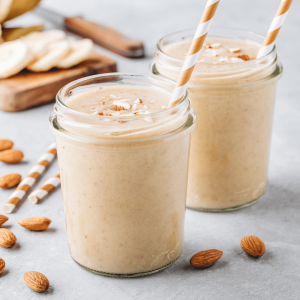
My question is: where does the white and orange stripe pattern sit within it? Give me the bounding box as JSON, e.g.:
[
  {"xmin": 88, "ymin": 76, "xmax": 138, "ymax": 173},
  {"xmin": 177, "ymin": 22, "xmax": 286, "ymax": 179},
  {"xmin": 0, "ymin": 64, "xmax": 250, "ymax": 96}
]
[
  {"xmin": 3, "ymin": 142, "xmax": 57, "ymax": 214},
  {"xmin": 168, "ymin": 0, "xmax": 220, "ymax": 108},
  {"xmin": 257, "ymin": 0, "xmax": 293, "ymax": 58},
  {"xmin": 28, "ymin": 173, "xmax": 60, "ymax": 204}
]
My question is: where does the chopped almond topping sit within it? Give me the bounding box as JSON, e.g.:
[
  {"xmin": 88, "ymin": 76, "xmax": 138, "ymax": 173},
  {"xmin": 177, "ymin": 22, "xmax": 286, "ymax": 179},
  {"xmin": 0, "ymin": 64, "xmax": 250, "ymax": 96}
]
[
  {"xmin": 99, "ymin": 101, "xmax": 105, "ymax": 105},
  {"xmin": 98, "ymin": 111, "xmax": 104, "ymax": 115},
  {"xmin": 106, "ymin": 113, "xmax": 113, "ymax": 116},
  {"xmin": 229, "ymin": 48, "xmax": 241, "ymax": 53},
  {"xmin": 135, "ymin": 98, "xmax": 143, "ymax": 104},
  {"xmin": 113, "ymin": 105, "xmax": 126, "ymax": 111},
  {"xmin": 118, "ymin": 120, "xmax": 127, "ymax": 123},
  {"xmin": 211, "ymin": 43, "xmax": 221, "ymax": 48},
  {"xmin": 206, "ymin": 44, "xmax": 212, "ymax": 49},
  {"xmin": 112, "ymin": 100, "xmax": 130, "ymax": 111},
  {"xmin": 237, "ymin": 54, "xmax": 251, "ymax": 61}
]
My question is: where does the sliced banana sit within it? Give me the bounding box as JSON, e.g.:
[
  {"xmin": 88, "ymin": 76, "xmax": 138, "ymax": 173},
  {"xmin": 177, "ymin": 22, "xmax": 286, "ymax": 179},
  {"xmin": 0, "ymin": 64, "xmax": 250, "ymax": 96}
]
[
  {"xmin": 21, "ymin": 30, "xmax": 67, "ymax": 60},
  {"xmin": 0, "ymin": 40, "xmax": 33, "ymax": 78},
  {"xmin": 0, "ymin": 0, "xmax": 13, "ymax": 23},
  {"xmin": 27, "ymin": 40, "xmax": 70, "ymax": 72},
  {"xmin": 56, "ymin": 39, "xmax": 93, "ymax": 69},
  {"xmin": 21, "ymin": 30, "xmax": 66, "ymax": 44}
]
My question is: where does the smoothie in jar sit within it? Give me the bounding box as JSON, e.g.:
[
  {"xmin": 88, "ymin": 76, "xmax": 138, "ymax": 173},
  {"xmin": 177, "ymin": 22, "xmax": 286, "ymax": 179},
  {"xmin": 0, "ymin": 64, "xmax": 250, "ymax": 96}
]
[
  {"xmin": 151, "ymin": 28, "xmax": 282, "ymax": 211},
  {"xmin": 49, "ymin": 74, "xmax": 196, "ymax": 277}
]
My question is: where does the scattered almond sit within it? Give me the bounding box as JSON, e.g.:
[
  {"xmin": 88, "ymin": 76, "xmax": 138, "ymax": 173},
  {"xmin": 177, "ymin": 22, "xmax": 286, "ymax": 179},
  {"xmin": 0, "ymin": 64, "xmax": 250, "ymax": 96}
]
[
  {"xmin": 0, "ymin": 228, "xmax": 17, "ymax": 248},
  {"xmin": 0, "ymin": 258, "xmax": 5, "ymax": 274},
  {"xmin": 0, "ymin": 215, "xmax": 9, "ymax": 226},
  {"xmin": 0, "ymin": 173, "xmax": 22, "ymax": 189},
  {"xmin": 237, "ymin": 54, "xmax": 250, "ymax": 61},
  {"xmin": 229, "ymin": 47, "xmax": 241, "ymax": 53},
  {"xmin": 190, "ymin": 249, "xmax": 223, "ymax": 268},
  {"xmin": 135, "ymin": 98, "xmax": 143, "ymax": 104},
  {"xmin": 23, "ymin": 271, "xmax": 49, "ymax": 292},
  {"xmin": 18, "ymin": 216, "xmax": 51, "ymax": 231},
  {"xmin": 240, "ymin": 236, "xmax": 265, "ymax": 257},
  {"xmin": 0, "ymin": 139, "xmax": 14, "ymax": 151},
  {"xmin": 0, "ymin": 149, "xmax": 24, "ymax": 164},
  {"xmin": 112, "ymin": 100, "xmax": 130, "ymax": 111}
]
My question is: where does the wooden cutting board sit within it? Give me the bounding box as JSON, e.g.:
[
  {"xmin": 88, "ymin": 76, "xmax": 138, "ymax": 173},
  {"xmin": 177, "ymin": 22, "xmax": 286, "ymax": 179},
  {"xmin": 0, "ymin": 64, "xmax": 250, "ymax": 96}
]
[{"xmin": 0, "ymin": 52, "xmax": 117, "ymax": 112}]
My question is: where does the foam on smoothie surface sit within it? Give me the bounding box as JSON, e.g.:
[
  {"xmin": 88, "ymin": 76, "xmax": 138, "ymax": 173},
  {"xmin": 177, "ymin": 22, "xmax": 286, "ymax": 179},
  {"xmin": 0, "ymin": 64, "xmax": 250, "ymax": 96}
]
[
  {"xmin": 164, "ymin": 38, "xmax": 261, "ymax": 63},
  {"xmin": 66, "ymin": 86, "xmax": 170, "ymax": 118}
]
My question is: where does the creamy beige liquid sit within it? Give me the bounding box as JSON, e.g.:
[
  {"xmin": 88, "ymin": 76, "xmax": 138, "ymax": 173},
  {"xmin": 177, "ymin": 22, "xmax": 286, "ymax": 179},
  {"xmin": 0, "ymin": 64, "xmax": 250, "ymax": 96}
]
[
  {"xmin": 53, "ymin": 85, "xmax": 193, "ymax": 275},
  {"xmin": 160, "ymin": 38, "xmax": 279, "ymax": 210}
]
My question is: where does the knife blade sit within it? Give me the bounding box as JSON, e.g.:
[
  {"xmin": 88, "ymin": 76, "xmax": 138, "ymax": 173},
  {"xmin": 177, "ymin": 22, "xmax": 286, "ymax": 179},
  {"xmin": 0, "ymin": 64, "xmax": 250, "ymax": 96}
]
[{"xmin": 34, "ymin": 6, "xmax": 144, "ymax": 58}]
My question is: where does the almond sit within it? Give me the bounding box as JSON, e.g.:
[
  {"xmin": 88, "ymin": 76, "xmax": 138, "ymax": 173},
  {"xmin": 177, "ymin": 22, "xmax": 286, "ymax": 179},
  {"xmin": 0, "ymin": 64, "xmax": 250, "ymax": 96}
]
[
  {"xmin": 18, "ymin": 216, "xmax": 51, "ymax": 231},
  {"xmin": 0, "ymin": 149, "xmax": 24, "ymax": 164},
  {"xmin": 240, "ymin": 235, "xmax": 265, "ymax": 257},
  {"xmin": 190, "ymin": 249, "xmax": 223, "ymax": 268},
  {"xmin": 0, "ymin": 215, "xmax": 9, "ymax": 226},
  {"xmin": 0, "ymin": 258, "xmax": 5, "ymax": 274},
  {"xmin": 0, "ymin": 228, "xmax": 17, "ymax": 248},
  {"xmin": 0, "ymin": 139, "xmax": 14, "ymax": 151},
  {"xmin": 237, "ymin": 54, "xmax": 250, "ymax": 61},
  {"xmin": 24, "ymin": 271, "xmax": 49, "ymax": 292},
  {"xmin": 0, "ymin": 173, "xmax": 22, "ymax": 189}
]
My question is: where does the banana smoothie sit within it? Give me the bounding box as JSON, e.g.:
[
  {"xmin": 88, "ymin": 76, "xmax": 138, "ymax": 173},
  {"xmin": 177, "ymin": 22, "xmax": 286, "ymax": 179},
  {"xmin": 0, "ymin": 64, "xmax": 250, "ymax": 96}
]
[
  {"xmin": 50, "ymin": 74, "xmax": 196, "ymax": 277},
  {"xmin": 152, "ymin": 28, "xmax": 282, "ymax": 211}
]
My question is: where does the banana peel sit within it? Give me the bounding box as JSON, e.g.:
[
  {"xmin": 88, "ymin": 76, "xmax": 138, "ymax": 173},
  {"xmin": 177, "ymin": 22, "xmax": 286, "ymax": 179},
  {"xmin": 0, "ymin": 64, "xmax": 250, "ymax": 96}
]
[
  {"xmin": 1, "ymin": 24, "xmax": 44, "ymax": 41},
  {"xmin": 3, "ymin": 0, "xmax": 41, "ymax": 22}
]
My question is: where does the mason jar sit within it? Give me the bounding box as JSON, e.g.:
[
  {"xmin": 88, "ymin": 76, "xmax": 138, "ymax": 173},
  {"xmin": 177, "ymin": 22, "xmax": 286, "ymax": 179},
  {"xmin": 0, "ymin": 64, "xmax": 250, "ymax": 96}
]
[
  {"xmin": 49, "ymin": 73, "xmax": 196, "ymax": 277},
  {"xmin": 150, "ymin": 28, "xmax": 282, "ymax": 212}
]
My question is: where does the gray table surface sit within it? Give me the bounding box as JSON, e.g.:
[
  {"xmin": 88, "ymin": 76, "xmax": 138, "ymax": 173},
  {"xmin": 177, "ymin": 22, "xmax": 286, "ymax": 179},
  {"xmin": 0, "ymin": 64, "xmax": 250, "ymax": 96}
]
[{"xmin": 0, "ymin": 0, "xmax": 299, "ymax": 299}]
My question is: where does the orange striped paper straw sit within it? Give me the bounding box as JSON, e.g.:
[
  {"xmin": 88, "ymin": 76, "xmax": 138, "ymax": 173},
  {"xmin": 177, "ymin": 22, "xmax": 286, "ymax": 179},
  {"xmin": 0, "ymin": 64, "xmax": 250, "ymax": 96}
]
[
  {"xmin": 257, "ymin": 0, "xmax": 293, "ymax": 58},
  {"xmin": 28, "ymin": 173, "xmax": 60, "ymax": 204},
  {"xmin": 168, "ymin": 0, "xmax": 220, "ymax": 108},
  {"xmin": 3, "ymin": 142, "xmax": 57, "ymax": 213}
]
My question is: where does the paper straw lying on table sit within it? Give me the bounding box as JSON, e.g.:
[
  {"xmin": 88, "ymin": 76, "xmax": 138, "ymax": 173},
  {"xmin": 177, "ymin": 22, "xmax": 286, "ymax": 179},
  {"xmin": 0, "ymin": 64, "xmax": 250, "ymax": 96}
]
[
  {"xmin": 257, "ymin": 0, "xmax": 293, "ymax": 58},
  {"xmin": 168, "ymin": 0, "xmax": 220, "ymax": 108},
  {"xmin": 3, "ymin": 142, "xmax": 57, "ymax": 213},
  {"xmin": 28, "ymin": 173, "xmax": 60, "ymax": 204}
]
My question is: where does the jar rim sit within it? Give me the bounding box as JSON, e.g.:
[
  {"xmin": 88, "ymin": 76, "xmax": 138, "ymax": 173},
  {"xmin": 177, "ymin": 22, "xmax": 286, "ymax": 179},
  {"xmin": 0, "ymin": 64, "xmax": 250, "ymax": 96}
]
[
  {"xmin": 55, "ymin": 72, "xmax": 188, "ymax": 120},
  {"xmin": 50, "ymin": 73, "xmax": 196, "ymax": 142},
  {"xmin": 157, "ymin": 27, "xmax": 276, "ymax": 66}
]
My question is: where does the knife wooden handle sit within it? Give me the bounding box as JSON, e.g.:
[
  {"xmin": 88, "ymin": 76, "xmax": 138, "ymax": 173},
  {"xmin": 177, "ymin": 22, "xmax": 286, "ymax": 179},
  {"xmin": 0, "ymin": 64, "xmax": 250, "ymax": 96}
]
[{"xmin": 64, "ymin": 16, "xmax": 144, "ymax": 58}]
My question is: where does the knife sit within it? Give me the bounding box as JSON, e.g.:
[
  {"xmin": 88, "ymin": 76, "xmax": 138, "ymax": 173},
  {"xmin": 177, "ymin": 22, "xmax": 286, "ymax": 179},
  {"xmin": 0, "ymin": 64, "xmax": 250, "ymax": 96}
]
[{"xmin": 34, "ymin": 6, "xmax": 144, "ymax": 58}]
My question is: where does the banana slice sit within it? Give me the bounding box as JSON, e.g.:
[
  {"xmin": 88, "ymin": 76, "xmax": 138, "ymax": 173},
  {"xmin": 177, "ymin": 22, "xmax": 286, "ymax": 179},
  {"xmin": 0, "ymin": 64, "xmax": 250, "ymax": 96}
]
[
  {"xmin": 0, "ymin": 0, "xmax": 14, "ymax": 23},
  {"xmin": 21, "ymin": 30, "xmax": 66, "ymax": 44},
  {"xmin": 21, "ymin": 30, "xmax": 66, "ymax": 60},
  {"xmin": 0, "ymin": 40, "xmax": 33, "ymax": 78},
  {"xmin": 27, "ymin": 39, "xmax": 70, "ymax": 72},
  {"xmin": 56, "ymin": 39, "xmax": 93, "ymax": 69}
]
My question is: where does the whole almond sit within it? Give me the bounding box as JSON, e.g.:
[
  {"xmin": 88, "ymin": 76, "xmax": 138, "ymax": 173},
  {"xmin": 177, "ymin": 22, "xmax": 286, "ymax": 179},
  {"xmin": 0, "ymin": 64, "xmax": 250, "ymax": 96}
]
[
  {"xmin": 0, "ymin": 173, "xmax": 22, "ymax": 189},
  {"xmin": 0, "ymin": 228, "xmax": 17, "ymax": 248},
  {"xmin": 0, "ymin": 149, "xmax": 24, "ymax": 164},
  {"xmin": 190, "ymin": 249, "xmax": 223, "ymax": 268},
  {"xmin": 0, "ymin": 139, "xmax": 14, "ymax": 151},
  {"xmin": 240, "ymin": 235, "xmax": 265, "ymax": 258},
  {"xmin": 24, "ymin": 271, "xmax": 49, "ymax": 292},
  {"xmin": 0, "ymin": 258, "xmax": 5, "ymax": 274},
  {"xmin": 0, "ymin": 215, "xmax": 9, "ymax": 226},
  {"xmin": 18, "ymin": 216, "xmax": 51, "ymax": 231}
]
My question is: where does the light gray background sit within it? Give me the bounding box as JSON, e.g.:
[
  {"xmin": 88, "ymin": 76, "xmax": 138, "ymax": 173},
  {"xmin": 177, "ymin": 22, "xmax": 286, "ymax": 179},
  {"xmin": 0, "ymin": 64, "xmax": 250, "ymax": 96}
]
[{"xmin": 0, "ymin": 0, "xmax": 299, "ymax": 299}]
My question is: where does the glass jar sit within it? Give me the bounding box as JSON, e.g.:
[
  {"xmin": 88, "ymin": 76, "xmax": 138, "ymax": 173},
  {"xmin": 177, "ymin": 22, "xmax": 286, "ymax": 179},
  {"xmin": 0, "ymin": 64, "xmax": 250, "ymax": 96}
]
[
  {"xmin": 49, "ymin": 73, "xmax": 196, "ymax": 277},
  {"xmin": 150, "ymin": 28, "xmax": 283, "ymax": 212}
]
